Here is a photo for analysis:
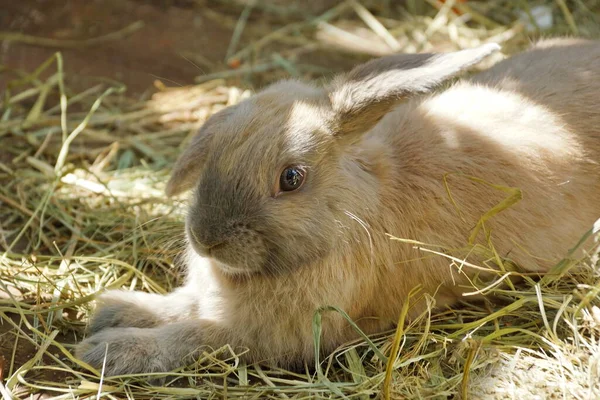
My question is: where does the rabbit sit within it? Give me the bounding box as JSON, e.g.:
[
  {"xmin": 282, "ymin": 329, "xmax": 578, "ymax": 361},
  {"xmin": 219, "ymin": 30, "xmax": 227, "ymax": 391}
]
[{"xmin": 77, "ymin": 38, "xmax": 600, "ymax": 377}]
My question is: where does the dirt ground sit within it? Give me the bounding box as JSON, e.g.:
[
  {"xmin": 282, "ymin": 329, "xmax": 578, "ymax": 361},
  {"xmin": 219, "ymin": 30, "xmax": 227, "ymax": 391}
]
[
  {"xmin": 0, "ymin": 0, "xmax": 353, "ymax": 97},
  {"xmin": 1, "ymin": 0, "xmax": 240, "ymax": 97}
]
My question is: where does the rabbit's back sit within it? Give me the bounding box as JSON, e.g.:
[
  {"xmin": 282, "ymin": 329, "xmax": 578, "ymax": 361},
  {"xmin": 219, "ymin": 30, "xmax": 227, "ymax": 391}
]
[
  {"xmin": 472, "ymin": 38, "xmax": 600, "ymax": 146},
  {"xmin": 375, "ymin": 39, "xmax": 600, "ymax": 275}
]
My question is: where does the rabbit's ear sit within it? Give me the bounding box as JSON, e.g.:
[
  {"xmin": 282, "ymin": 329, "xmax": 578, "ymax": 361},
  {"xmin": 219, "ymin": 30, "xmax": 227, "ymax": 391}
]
[
  {"xmin": 165, "ymin": 109, "xmax": 230, "ymax": 197},
  {"xmin": 165, "ymin": 129, "xmax": 211, "ymax": 197},
  {"xmin": 326, "ymin": 43, "xmax": 500, "ymax": 136}
]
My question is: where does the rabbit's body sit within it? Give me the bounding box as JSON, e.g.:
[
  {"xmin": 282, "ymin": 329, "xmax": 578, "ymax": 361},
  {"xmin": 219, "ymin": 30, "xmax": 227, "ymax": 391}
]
[
  {"xmin": 379, "ymin": 43, "xmax": 600, "ymax": 273},
  {"xmin": 78, "ymin": 39, "xmax": 600, "ymax": 376}
]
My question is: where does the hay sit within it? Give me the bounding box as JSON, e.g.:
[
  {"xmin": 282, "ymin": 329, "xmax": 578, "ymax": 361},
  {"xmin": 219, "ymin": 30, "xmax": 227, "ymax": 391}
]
[{"xmin": 1, "ymin": 0, "xmax": 600, "ymax": 398}]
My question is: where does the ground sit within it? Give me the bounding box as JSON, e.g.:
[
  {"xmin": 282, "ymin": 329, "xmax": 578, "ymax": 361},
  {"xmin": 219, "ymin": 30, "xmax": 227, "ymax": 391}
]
[
  {"xmin": 0, "ymin": 0, "xmax": 246, "ymax": 96},
  {"xmin": 1, "ymin": 0, "xmax": 600, "ymax": 398}
]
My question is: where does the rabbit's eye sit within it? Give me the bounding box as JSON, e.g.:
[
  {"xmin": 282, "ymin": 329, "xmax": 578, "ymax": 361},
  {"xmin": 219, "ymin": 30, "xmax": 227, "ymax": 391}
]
[{"xmin": 279, "ymin": 166, "xmax": 306, "ymax": 192}]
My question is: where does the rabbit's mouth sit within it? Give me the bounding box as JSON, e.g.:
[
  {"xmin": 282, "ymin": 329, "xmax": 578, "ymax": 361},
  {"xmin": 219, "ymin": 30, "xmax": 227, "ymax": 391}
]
[
  {"xmin": 212, "ymin": 260, "xmax": 262, "ymax": 276},
  {"xmin": 190, "ymin": 240, "xmax": 265, "ymax": 276}
]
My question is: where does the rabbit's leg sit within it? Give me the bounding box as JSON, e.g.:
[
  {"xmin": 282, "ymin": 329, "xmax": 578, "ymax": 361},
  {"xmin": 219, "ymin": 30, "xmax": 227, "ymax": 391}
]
[
  {"xmin": 87, "ymin": 287, "xmax": 198, "ymax": 334},
  {"xmin": 77, "ymin": 319, "xmax": 228, "ymax": 377}
]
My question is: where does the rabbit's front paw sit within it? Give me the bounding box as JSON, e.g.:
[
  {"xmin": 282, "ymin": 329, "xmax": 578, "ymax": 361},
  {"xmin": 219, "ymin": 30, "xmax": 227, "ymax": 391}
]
[
  {"xmin": 88, "ymin": 292, "xmax": 162, "ymax": 334},
  {"xmin": 77, "ymin": 327, "xmax": 178, "ymax": 377}
]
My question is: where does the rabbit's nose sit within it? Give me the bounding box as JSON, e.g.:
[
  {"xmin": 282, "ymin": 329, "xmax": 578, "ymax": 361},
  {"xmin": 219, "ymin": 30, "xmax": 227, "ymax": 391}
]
[
  {"xmin": 186, "ymin": 219, "xmax": 245, "ymax": 252},
  {"xmin": 189, "ymin": 237, "xmax": 225, "ymax": 258},
  {"xmin": 186, "ymin": 225, "xmax": 222, "ymax": 255},
  {"xmin": 207, "ymin": 241, "xmax": 226, "ymax": 252},
  {"xmin": 203, "ymin": 241, "xmax": 228, "ymax": 257},
  {"xmin": 206, "ymin": 241, "xmax": 231, "ymax": 259}
]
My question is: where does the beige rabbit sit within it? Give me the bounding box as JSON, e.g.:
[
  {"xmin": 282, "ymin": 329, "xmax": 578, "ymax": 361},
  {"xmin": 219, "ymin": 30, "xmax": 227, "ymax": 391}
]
[{"xmin": 77, "ymin": 38, "xmax": 600, "ymax": 377}]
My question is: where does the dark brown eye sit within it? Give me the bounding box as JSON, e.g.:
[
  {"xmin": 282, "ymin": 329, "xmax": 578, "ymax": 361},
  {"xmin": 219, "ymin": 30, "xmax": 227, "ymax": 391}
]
[{"xmin": 279, "ymin": 166, "xmax": 306, "ymax": 192}]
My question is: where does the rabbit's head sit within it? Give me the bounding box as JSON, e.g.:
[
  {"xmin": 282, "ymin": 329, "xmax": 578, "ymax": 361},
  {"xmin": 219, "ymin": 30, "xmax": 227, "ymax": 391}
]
[{"xmin": 166, "ymin": 44, "xmax": 500, "ymax": 276}]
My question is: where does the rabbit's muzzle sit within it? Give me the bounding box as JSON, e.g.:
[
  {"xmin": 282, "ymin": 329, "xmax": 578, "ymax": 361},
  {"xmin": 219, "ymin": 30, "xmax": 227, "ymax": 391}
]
[{"xmin": 186, "ymin": 220, "xmax": 268, "ymax": 275}]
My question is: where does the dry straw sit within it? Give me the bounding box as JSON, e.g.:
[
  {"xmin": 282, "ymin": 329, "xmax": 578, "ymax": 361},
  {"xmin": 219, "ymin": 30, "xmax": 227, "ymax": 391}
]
[{"xmin": 1, "ymin": 0, "xmax": 599, "ymax": 398}]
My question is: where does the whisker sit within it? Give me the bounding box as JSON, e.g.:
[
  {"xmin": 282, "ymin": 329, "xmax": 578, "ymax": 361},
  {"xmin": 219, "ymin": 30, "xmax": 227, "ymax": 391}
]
[{"xmin": 344, "ymin": 210, "xmax": 375, "ymax": 269}]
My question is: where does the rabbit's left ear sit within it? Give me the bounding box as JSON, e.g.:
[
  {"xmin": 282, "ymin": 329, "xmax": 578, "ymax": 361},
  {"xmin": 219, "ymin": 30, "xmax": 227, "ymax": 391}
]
[{"xmin": 326, "ymin": 43, "xmax": 500, "ymax": 136}]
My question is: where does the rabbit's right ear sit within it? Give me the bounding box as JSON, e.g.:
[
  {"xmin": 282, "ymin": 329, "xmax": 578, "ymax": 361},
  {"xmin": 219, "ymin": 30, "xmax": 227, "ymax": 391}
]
[
  {"xmin": 165, "ymin": 127, "xmax": 211, "ymax": 197},
  {"xmin": 165, "ymin": 109, "xmax": 231, "ymax": 197},
  {"xmin": 326, "ymin": 43, "xmax": 500, "ymax": 136}
]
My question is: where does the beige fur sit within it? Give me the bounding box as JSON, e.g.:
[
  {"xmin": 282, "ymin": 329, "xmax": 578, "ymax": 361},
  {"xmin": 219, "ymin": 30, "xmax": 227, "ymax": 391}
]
[{"xmin": 78, "ymin": 39, "xmax": 600, "ymax": 377}]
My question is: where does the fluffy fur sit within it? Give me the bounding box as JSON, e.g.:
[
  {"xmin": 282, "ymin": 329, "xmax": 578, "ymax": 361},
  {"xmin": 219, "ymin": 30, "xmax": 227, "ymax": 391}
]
[{"xmin": 77, "ymin": 38, "xmax": 600, "ymax": 376}]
